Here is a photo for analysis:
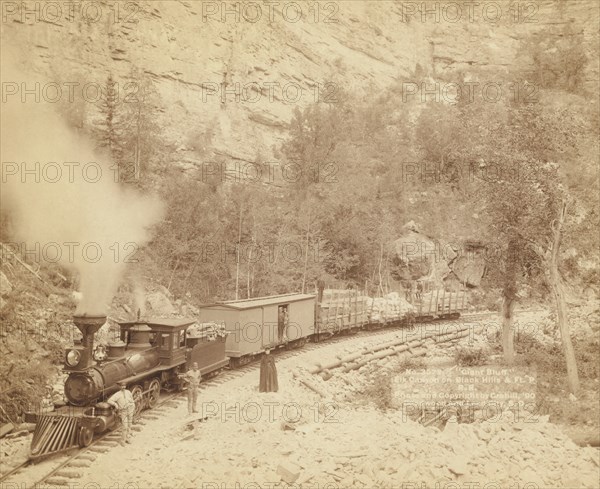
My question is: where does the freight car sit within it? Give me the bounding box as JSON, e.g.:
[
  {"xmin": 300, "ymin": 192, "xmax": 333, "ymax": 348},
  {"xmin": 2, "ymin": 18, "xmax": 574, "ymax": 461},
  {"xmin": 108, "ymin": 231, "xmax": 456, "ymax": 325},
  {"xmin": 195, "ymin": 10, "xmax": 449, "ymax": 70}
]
[
  {"xmin": 25, "ymin": 286, "xmax": 467, "ymax": 459},
  {"xmin": 196, "ymin": 287, "xmax": 467, "ymax": 355},
  {"xmin": 197, "ymin": 293, "xmax": 316, "ymax": 367}
]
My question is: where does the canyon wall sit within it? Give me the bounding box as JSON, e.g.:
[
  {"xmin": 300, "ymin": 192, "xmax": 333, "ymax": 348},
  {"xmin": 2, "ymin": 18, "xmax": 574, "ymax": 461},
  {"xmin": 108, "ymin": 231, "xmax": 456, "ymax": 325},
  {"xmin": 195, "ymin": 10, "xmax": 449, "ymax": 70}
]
[{"xmin": 2, "ymin": 1, "xmax": 597, "ymax": 172}]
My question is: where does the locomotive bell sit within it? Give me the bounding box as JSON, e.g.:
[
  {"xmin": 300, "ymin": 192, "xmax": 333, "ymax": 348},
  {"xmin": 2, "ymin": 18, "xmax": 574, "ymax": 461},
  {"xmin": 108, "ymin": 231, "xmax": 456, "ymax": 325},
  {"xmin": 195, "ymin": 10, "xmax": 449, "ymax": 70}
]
[{"xmin": 65, "ymin": 314, "xmax": 107, "ymax": 371}]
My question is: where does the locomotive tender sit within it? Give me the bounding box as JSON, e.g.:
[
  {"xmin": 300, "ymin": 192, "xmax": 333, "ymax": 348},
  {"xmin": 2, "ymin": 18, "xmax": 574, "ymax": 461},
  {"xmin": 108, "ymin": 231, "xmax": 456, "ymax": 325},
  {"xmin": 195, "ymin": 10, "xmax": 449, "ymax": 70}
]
[{"xmin": 26, "ymin": 287, "xmax": 466, "ymax": 459}]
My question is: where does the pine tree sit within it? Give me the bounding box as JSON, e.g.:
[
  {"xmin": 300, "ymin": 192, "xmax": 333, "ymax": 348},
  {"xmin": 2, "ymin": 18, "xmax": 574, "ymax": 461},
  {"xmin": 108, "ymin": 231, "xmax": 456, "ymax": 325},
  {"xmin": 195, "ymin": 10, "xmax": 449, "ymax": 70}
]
[
  {"xmin": 119, "ymin": 72, "xmax": 162, "ymax": 186},
  {"xmin": 94, "ymin": 74, "xmax": 125, "ymax": 179}
]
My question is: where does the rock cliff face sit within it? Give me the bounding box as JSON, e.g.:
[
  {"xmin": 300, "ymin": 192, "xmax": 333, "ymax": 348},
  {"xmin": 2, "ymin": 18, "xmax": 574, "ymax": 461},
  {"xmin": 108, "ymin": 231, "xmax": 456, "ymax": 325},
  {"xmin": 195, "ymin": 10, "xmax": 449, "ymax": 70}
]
[{"xmin": 1, "ymin": 1, "xmax": 598, "ymax": 169}]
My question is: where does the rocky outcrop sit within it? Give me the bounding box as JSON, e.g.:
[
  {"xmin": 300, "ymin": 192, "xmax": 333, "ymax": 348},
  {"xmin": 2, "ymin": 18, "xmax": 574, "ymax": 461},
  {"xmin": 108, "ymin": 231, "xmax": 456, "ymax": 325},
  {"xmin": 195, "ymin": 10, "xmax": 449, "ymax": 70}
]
[
  {"xmin": 450, "ymin": 241, "xmax": 487, "ymax": 287},
  {"xmin": 1, "ymin": 1, "xmax": 597, "ymax": 170},
  {"xmin": 392, "ymin": 229, "xmax": 486, "ymax": 287},
  {"xmin": 145, "ymin": 289, "xmax": 176, "ymax": 316},
  {"xmin": 393, "ymin": 229, "xmax": 453, "ymax": 283}
]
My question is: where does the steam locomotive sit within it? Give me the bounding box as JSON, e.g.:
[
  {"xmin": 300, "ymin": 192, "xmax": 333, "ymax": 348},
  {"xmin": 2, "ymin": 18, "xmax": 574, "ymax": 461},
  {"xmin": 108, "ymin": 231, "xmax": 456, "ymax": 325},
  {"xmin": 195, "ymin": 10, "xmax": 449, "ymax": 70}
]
[
  {"xmin": 26, "ymin": 314, "xmax": 228, "ymax": 458},
  {"xmin": 25, "ymin": 286, "xmax": 466, "ymax": 459}
]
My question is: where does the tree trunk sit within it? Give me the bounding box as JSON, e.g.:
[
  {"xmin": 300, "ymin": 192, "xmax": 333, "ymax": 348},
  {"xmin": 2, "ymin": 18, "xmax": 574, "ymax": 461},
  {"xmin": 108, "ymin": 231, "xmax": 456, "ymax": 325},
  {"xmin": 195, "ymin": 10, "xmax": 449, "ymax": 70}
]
[
  {"xmin": 167, "ymin": 257, "xmax": 180, "ymax": 292},
  {"xmin": 246, "ymin": 256, "xmax": 251, "ymax": 299},
  {"xmin": 501, "ymin": 239, "xmax": 518, "ymax": 365},
  {"xmin": 135, "ymin": 103, "xmax": 141, "ymax": 182},
  {"xmin": 235, "ymin": 204, "xmax": 243, "ymax": 300},
  {"xmin": 377, "ymin": 243, "xmax": 384, "ymax": 296},
  {"xmin": 301, "ymin": 210, "xmax": 311, "ymax": 294},
  {"xmin": 547, "ymin": 201, "xmax": 580, "ymax": 395},
  {"xmin": 501, "ymin": 295, "xmax": 515, "ymax": 364},
  {"xmin": 247, "ymin": 233, "xmax": 255, "ymax": 299}
]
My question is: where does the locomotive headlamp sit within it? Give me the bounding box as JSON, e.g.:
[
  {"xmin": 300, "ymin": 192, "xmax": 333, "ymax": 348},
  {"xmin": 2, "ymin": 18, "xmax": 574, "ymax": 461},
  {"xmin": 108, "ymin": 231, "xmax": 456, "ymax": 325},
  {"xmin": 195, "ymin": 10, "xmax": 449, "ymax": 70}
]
[{"xmin": 66, "ymin": 349, "xmax": 81, "ymax": 367}]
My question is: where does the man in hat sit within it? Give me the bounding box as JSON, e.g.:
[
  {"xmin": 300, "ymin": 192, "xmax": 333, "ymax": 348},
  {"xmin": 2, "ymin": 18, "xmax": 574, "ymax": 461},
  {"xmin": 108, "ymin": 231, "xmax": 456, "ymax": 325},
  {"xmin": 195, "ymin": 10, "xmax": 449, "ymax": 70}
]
[
  {"xmin": 107, "ymin": 381, "xmax": 136, "ymax": 445},
  {"xmin": 182, "ymin": 362, "xmax": 202, "ymax": 415}
]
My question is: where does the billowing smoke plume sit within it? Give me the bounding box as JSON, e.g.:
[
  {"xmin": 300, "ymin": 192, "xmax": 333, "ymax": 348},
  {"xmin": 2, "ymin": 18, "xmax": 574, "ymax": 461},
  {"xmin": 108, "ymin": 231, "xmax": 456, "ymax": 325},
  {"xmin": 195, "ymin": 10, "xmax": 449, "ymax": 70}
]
[{"xmin": 1, "ymin": 59, "xmax": 164, "ymax": 315}]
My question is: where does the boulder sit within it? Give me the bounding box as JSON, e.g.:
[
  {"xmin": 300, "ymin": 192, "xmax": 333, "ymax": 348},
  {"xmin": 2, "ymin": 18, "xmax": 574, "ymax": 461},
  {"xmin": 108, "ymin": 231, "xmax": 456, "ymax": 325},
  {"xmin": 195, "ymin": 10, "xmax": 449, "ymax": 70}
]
[
  {"xmin": 146, "ymin": 291, "xmax": 175, "ymax": 315},
  {"xmin": 393, "ymin": 230, "xmax": 454, "ymax": 283},
  {"xmin": 277, "ymin": 462, "xmax": 301, "ymax": 484},
  {"xmin": 393, "ymin": 228, "xmax": 487, "ymax": 287},
  {"xmin": 450, "ymin": 254, "xmax": 486, "ymax": 287}
]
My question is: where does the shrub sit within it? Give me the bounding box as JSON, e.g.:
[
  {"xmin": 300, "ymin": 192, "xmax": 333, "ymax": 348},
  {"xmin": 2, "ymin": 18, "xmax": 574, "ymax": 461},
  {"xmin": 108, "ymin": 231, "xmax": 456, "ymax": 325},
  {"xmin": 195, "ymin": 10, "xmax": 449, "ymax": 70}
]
[
  {"xmin": 397, "ymin": 356, "xmax": 425, "ymax": 372},
  {"xmin": 362, "ymin": 373, "xmax": 394, "ymax": 411},
  {"xmin": 572, "ymin": 337, "xmax": 600, "ymax": 380},
  {"xmin": 455, "ymin": 346, "xmax": 490, "ymax": 366}
]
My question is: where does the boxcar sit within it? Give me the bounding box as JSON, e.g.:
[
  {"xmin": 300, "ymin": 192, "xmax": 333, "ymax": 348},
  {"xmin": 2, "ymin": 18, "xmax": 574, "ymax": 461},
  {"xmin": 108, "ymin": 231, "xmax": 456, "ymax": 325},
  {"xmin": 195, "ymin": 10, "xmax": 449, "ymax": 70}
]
[{"xmin": 198, "ymin": 293, "xmax": 316, "ymax": 367}]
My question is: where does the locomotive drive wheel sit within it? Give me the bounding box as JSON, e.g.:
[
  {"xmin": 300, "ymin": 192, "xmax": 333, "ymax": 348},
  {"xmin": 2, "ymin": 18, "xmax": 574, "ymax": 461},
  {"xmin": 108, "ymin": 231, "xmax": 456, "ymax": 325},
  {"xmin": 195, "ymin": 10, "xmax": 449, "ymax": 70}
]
[
  {"xmin": 147, "ymin": 379, "xmax": 161, "ymax": 408},
  {"xmin": 78, "ymin": 426, "xmax": 93, "ymax": 448},
  {"xmin": 130, "ymin": 385, "xmax": 144, "ymax": 417}
]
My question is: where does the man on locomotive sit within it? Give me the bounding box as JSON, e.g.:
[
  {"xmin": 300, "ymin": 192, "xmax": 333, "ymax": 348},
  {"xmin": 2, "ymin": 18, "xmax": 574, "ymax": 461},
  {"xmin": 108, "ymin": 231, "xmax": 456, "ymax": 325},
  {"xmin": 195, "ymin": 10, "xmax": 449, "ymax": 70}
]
[
  {"xmin": 182, "ymin": 362, "xmax": 202, "ymax": 415},
  {"xmin": 107, "ymin": 381, "xmax": 136, "ymax": 445}
]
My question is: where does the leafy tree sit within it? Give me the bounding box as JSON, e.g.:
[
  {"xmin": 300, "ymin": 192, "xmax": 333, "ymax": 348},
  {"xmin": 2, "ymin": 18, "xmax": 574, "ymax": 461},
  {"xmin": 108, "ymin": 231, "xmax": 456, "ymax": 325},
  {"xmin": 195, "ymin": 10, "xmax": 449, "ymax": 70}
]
[
  {"xmin": 522, "ymin": 22, "xmax": 588, "ymax": 94},
  {"xmin": 462, "ymin": 100, "xmax": 586, "ymax": 393}
]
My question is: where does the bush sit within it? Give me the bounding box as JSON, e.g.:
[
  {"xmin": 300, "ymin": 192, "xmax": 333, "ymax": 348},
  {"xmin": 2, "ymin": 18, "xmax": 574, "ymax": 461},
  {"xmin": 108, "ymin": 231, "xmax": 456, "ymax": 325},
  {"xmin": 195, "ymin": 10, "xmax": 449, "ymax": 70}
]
[
  {"xmin": 397, "ymin": 356, "xmax": 425, "ymax": 372},
  {"xmin": 467, "ymin": 288, "xmax": 500, "ymax": 312},
  {"xmin": 363, "ymin": 374, "xmax": 394, "ymax": 411},
  {"xmin": 359, "ymin": 356, "xmax": 425, "ymax": 411},
  {"xmin": 508, "ymin": 331, "xmax": 598, "ymax": 386},
  {"xmin": 513, "ymin": 331, "xmax": 565, "ymax": 378},
  {"xmin": 455, "ymin": 346, "xmax": 490, "ymax": 366},
  {"xmin": 572, "ymin": 337, "xmax": 600, "ymax": 380}
]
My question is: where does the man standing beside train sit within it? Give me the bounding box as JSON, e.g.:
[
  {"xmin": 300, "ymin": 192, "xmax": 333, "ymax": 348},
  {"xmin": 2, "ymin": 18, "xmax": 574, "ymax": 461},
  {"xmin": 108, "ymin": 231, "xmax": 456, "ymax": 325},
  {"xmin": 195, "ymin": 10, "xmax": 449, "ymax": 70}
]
[
  {"xmin": 107, "ymin": 381, "xmax": 136, "ymax": 446},
  {"xmin": 183, "ymin": 362, "xmax": 202, "ymax": 416}
]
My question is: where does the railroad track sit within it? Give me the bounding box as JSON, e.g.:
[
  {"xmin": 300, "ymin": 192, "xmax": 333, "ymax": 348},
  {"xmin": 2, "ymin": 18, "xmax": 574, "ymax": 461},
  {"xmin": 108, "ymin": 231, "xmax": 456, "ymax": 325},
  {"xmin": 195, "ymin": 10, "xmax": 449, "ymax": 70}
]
[
  {"xmin": 0, "ymin": 393, "xmax": 184, "ymax": 488},
  {"xmin": 0, "ymin": 310, "xmax": 506, "ymax": 486}
]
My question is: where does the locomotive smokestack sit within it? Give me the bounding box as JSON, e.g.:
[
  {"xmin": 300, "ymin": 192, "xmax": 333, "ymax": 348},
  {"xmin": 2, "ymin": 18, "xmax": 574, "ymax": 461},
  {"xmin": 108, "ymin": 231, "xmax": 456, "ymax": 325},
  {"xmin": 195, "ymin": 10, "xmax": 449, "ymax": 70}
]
[
  {"xmin": 66, "ymin": 314, "xmax": 107, "ymax": 371},
  {"xmin": 73, "ymin": 314, "xmax": 106, "ymax": 340}
]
